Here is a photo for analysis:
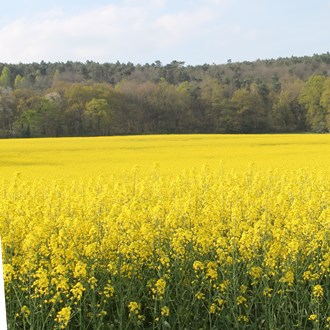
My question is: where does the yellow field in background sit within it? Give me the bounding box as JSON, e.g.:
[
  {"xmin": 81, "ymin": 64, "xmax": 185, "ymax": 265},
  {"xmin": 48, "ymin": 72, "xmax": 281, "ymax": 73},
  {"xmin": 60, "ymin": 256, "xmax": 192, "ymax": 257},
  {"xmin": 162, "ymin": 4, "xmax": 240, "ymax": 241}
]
[{"xmin": 0, "ymin": 134, "xmax": 329, "ymax": 179}]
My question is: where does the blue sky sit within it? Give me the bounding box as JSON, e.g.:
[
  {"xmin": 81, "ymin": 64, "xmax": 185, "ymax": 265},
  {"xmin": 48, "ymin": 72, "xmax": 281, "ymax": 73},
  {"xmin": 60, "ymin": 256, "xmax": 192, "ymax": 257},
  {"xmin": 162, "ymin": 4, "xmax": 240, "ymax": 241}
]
[{"xmin": 0, "ymin": 0, "xmax": 329, "ymax": 65}]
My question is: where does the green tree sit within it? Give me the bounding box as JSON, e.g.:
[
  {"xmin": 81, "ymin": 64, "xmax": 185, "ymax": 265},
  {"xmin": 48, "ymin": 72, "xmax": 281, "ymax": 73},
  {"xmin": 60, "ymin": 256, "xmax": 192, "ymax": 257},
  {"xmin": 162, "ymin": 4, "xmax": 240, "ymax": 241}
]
[
  {"xmin": 230, "ymin": 88, "xmax": 267, "ymax": 133},
  {"xmin": 320, "ymin": 77, "xmax": 330, "ymax": 131},
  {"xmin": 299, "ymin": 75, "xmax": 327, "ymax": 132},
  {"xmin": 52, "ymin": 69, "xmax": 62, "ymax": 87},
  {"xmin": 64, "ymin": 84, "xmax": 96, "ymax": 135},
  {"xmin": 84, "ymin": 98, "xmax": 112, "ymax": 135},
  {"xmin": 63, "ymin": 83, "xmax": 118, "ymax": 136},
  {"xmin": 0, "ymin": 92, "xmax": 16, "ymax": 136},
  {"xmin": 114, "ymin": 80, "xmax": 145, "ymax": 133},
  {"xmin": 200, "ymin": 78, "xmax": 226, "ymax": 132},
  {"xmin": 0, "ymin": 66, "xmax": 11, "ymax": 87},
  {"xmin": 13, "ymin": 95, "xmax": 64, "ymax": 137},
  {"xmin": 39, "ymin": 96, "xmax": 64, "ymax": 136},
  {"xmin": 175, "ymin": 82, "xmax": 197, "ymax": 132},
  {"xmin": 149, "ymin": 80, "xmax": 184, "ymax": 133},
  {"xmin": 14, "ymin": 75, "xmax": 23, "ymax": 89},
  {"xmin": 272, "ymin": 79, "xmax": 305, "ymax": 131},
  {"xmin": 14, "ymin": 109, "xmax": 41, "ymax": 137}
]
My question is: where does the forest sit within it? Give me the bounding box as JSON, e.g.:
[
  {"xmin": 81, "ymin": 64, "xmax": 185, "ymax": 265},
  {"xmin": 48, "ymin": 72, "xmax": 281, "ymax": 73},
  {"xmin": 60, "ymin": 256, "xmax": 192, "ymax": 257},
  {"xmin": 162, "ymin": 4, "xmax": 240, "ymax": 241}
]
[{"xmin": 0, "ymin": 53, "xmax": 330, "ymax": 137}]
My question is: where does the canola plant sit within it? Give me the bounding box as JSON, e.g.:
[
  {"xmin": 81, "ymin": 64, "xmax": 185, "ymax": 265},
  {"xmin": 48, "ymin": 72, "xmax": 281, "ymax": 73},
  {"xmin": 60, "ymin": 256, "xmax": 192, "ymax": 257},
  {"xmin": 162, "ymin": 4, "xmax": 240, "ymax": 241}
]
[{"xmin": 0, "ymin": 135, "xmax": 330, "ymax": 329}]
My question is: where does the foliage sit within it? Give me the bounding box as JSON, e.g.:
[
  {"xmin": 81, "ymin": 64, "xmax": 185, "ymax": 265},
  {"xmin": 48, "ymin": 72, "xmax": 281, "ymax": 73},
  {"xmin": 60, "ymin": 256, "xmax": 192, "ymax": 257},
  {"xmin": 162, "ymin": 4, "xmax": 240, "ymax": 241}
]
[{"xmin": 1, "ymin": 53, "xmax": 330, "ymax": 136}]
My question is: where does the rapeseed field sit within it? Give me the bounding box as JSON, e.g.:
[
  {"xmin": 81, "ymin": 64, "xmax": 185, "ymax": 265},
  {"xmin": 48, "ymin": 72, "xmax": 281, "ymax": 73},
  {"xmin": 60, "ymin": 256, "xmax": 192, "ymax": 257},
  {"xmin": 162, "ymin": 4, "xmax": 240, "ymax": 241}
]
[{"xmin": 1, "ymin": 134, "xmax": 330, "ymax": 329}]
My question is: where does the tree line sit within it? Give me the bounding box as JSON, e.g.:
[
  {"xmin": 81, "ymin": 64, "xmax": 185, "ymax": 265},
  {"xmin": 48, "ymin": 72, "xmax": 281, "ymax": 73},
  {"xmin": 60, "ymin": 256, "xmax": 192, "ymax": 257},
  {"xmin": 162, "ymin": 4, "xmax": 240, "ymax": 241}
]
[{"xmin": 1, "ymin": 53, "xmax": 330, "ymax": 138}]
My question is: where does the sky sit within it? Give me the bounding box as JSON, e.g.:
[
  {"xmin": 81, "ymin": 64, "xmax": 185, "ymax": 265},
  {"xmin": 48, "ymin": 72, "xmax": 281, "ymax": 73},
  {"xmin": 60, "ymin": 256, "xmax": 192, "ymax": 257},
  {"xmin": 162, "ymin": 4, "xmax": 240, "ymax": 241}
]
[{"xmin": 0, "ymin": 0, "xmax": 329, "ymax": 65}]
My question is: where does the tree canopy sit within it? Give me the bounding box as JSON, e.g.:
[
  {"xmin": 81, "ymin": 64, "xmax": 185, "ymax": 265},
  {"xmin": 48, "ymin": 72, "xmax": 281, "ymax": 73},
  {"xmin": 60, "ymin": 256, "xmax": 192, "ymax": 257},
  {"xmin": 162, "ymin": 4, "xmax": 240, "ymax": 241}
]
[{"xmin": 1, "ymin": 53, "xmax": 330, "ymax": 137}]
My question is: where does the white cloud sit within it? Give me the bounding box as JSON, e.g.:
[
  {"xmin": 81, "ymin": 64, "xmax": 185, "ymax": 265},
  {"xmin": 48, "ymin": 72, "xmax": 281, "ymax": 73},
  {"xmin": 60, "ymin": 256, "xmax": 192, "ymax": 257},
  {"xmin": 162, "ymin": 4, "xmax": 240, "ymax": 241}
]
[
  {"xmin": 0, "ymin": 0, "xmax": 231, "ymax": 64},
  {"xmin": 152, "ymin": 8, "xmax": 215, "ymax": 47},
  {"xmin": 1, "ymin": 0, "xmax": 328, "ymax": 65},
  {"xmin": 0, "ymin": 3, "xmax": 148, "ymax": 63}
]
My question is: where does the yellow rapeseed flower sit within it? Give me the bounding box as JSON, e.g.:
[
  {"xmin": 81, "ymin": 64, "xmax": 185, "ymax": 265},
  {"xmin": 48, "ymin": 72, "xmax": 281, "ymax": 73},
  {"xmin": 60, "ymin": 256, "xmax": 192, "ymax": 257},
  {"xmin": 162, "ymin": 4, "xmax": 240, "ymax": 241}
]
[
  {"xmin": 313, "ymin": 285, "xmax": 324, "ymax": 299},
  {"xmin": 128, "ymin": 301, "xmax": 141, "ymax": 316},
  {"xmin": 152, "ymin": 278, "xmax": 167, "ymax": 300},
  {"xmin": 161, "ymin": 306, "xmax": 170, "ymax": 317},
  {"xmin": 55, "ymin": 306, "xmax": 71, "ymax": 329},
  {"xmin": 195, "ymin": 292, "xmax": 205, "ymax": 300},
  {"xmin": 308, "ymin": 314, "xmax": 318, "ymax": 322}
]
